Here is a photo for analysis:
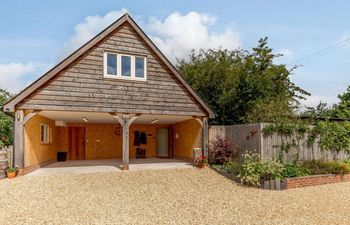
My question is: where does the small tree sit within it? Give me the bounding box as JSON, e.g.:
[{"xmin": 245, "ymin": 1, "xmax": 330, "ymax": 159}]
[{"xmin": 209, "ymin": 135, "xmax": 236, "ymax": 164}]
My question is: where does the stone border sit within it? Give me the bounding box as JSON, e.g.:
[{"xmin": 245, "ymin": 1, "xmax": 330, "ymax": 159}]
[{"xmin": 209, "ymin": 165, "xmax": 350, "ymax": 190}]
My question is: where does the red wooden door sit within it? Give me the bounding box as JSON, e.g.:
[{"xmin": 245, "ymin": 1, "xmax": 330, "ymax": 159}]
[{"xmin": 68, "ymin": 127, "xmax": 86, "ymax": 160}]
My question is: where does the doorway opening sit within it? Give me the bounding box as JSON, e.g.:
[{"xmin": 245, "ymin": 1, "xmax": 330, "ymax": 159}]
[{"xmin": 157, "ymin": 128, "xmax": 173, "ymax": 158}]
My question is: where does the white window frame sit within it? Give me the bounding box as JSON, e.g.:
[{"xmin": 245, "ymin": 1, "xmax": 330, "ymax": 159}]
[
  {"xmin": 103, "ymin": 52, "xmax": 147, "ymax": 81},
  {"xmin": 40, "ymin": 123, "xmax": 50, "ymax": 144}
]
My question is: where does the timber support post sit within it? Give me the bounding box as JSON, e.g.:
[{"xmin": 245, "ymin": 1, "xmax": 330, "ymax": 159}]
[
  {"xmin": 14, "ymin": 110, "xmax": 41, "ymax": 175},
  {"xmin": 193, "ymin": 116, "xmax": 209, "ymax": 157},
  {"xmin": 111, "ymin": 113, "xmax": 139, "ymax": 170},
  {"xmin": 202, "ymin": 117, "xmax": 209, "ymax": 157},
  {"xmin": 14, "ymin": 110, "xmax": 24, "ymax": 173}
]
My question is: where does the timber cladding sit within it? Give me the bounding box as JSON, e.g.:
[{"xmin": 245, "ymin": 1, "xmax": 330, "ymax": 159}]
[{"xmin": 17, "ymin": 22, "xmax": 207, "ymax": 117}]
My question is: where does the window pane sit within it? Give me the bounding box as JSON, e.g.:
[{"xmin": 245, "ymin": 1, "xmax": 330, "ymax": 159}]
[
  {"xmin": 107, "ymin": 54, "xmax": 117, "ymax": 75},
  {"xmin": 135, "ymin": 57, "xmax": 145, "ymax": 78},
  {"xmin": 121, "ymin": 56, "xmax": 131, "ymax": 77},
  {"xmin": 45, "ymin": 126, "xmax": 49, "ymax": 143}
]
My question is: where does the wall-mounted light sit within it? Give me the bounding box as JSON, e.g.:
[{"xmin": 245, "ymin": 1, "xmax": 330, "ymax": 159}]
[
  {"xmin": 150, "ymin": 119, "xmax": 159, "ymax": 124},
  {"xmin": 82, "ymin": 117, "xmax": 89, "ymax": 123}
]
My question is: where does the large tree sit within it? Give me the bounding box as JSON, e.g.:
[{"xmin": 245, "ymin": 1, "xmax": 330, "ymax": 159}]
[
  {"xmin": 0, "ymin": 88, "xmax": 13, "ymax": 146},
  {"xmin": 177, "ymin": 37, "xmax": 309, "ymax": 125}
]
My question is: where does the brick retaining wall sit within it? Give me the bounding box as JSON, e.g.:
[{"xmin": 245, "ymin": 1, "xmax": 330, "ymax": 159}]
[
  {"xmin": 210, "ymin": 166, "xmax": 350, "ymax": 190},
  {"xmin": 286, "ymin": 174, "xmax": 350, "ymax": 189}
]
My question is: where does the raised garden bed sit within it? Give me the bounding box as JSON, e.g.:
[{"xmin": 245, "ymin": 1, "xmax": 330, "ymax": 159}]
[
  {"xmin": 209, "ymin": 165, "xmax": 286, "ymax": 190},
  {"xmin": 209, "ymin": 165, "xmax": 350, "ymax": 190}
]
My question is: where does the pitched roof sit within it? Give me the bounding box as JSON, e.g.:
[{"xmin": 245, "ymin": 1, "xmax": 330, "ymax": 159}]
[{"xmin": 3, "ymin": 13, "xmax": 215, "ymax": 118}]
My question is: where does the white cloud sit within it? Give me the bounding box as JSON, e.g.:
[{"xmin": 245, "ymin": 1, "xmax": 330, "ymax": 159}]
[
  {"xmin": 148, "ymin": 11, "xmax": 241, "ymax": 62},
  {"xmin": 3, "ymin": 10, "xmax": 241, "ymax": 93},
  {"xmin": 0, "ymin": 62, "xmax": 50, "ymax": 93},
  {"xmin": 60, "ymin": 10, "xmax": 241, "ymax": 63},
  {"xmin": 60, "ymin": 9, "xmax": 128, "ymax": 59}
]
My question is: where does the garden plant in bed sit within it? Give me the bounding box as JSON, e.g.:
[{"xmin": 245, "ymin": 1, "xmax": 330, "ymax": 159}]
[
  {"xmin": 216, "ymin": 155, "xmax": 350, "ymax": 188},
  {"xmin": 209, "ymin": 135, "xmax": 350, "ymax": 188}
]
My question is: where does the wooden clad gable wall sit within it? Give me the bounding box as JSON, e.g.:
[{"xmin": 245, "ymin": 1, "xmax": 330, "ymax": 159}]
[{"xmin": 18, "ymin": 22, "xmax": 206, "ymax": 116}]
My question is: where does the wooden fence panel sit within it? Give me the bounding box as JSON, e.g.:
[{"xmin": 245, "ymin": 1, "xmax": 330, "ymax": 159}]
[
  {"xmin": 209, "ymin": 124, "xmax": 262, "ymax": 159},
  {"xmin": 210, "ymin": 124, "xmax": 350, "ymax": 162}
]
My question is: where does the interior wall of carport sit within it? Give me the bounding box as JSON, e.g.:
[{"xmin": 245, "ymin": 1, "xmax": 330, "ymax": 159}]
[
  {"xmin": 57, "ymin": 123, "xmax": 159, "ymax": 160},
  {"xmin": 23, "ymin": 114, "xmax": 202, "ymax": 168},
  {"xmin": 23, "ymin": 112, "xmax": 58, "ymax": 170},
  {"xmin": 57, "ymin": 121, "xmax": 201, "ymax": 161},
  {"xmin": 172, "ymin": 118, "xmax": 202, "ymax": 160}
]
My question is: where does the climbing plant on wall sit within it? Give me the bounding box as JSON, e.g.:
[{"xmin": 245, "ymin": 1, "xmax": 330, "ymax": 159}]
[{"xmin": 263, "ymin": 120, "xmax": 350, "ymax": 161}]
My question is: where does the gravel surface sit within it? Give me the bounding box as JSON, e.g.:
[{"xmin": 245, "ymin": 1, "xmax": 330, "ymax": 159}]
[{"xmin": 0, "ymin": 168, "xmax": 349, "ymax": 225}]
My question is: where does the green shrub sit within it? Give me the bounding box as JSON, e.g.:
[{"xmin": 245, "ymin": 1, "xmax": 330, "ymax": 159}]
[
  {"xmin": 224, "ymin": 160, "xmax": 240, "ymax": 175},
  {"xmin": 281, "ymin": 163, "xmax": 311, "ymax": 178},
  {"xmin": 238, "ymin": 154, "xmax": 263, "ymax": 187},
  {"xmin": 303, "ymin": 160, "xmax": 350, "ymax": 175},
  {"xmin": 323, "ymin": 161, "xmax": 350, "ymax": 174},
  {"xmin": 238, "ymin": 153, "xmax": 283, "ymax": 187},
  {"xmin": 260, "ymin": 161, "xmax": 284, "ymax": 181}
]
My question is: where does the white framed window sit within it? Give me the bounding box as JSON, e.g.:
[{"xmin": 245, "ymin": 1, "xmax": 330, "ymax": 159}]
[
  {"xmin": 40, "ymin": 123, "xmax": 50, "ymax": 144},
  {"xmin": 103, "ymin": 52, "xmax": 147, "ymax": 80}
]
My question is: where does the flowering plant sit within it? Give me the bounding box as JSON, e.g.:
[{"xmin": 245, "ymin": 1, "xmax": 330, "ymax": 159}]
[
  {"xmin": 196, "ymin": 155, "xmax": 208, "ymax": 165},
  {"xmin": 5, "ymin": 166, "xmax": 17, "ymax": 173}
]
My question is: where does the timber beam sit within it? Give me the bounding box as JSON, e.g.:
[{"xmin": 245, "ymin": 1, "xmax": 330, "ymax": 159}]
[{"xmin": 110, "ymin": 113, "xmax": 139, "ymax": 170}]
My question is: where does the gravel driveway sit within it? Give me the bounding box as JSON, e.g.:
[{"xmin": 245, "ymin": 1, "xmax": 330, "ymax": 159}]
[{"xmin": 0, "ymin": 168, "xmax": 349, "ymax": 225}]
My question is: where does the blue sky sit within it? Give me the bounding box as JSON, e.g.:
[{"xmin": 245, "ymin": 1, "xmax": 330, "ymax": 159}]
[{"xmin": 0, "ymin": 0, "xmax": 349, "ymax": 107}]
